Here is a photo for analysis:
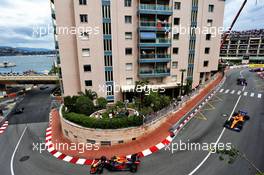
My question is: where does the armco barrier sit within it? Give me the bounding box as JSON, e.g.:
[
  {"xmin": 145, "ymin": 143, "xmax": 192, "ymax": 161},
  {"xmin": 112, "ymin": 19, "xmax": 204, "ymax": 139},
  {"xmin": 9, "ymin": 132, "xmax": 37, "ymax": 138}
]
[{"xmin": 170, "ymin": 75, "xmax": 226, "ymax": 134}]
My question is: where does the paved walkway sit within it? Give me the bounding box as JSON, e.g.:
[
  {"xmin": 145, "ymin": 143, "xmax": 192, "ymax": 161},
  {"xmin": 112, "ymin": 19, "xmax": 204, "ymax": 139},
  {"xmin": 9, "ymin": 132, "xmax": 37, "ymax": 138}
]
[{"xmin": 50, "ymin": 74, "xmax": 223, "ymax": 159}]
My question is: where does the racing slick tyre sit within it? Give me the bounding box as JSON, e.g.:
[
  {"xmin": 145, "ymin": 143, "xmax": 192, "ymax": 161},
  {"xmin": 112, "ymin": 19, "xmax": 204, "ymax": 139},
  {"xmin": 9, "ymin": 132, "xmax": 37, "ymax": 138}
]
[
  {"xmin": 100, "ymin": 156, "xmax": 107, "ymax": 161},
  {"xmin": 244, "ymin": 115, "xmax": 250, "ymax": 120},
  {"xmin": 232, "ymin": 112, "xmax": 238, "ymax": 116},
  {"xmin": 223, "ymin": 120, "xmax": 230, "ymax": 127},
  {"xmin": 130, "ymin": 164, "xmax": 138, "ymax": 173},
  {"xmin": 236, "ymin": 121, "xmax": 243, "ymax": 131},
  {"xmin": 95, "ymin": 167, "xmax": 103, "ymax": 174}
]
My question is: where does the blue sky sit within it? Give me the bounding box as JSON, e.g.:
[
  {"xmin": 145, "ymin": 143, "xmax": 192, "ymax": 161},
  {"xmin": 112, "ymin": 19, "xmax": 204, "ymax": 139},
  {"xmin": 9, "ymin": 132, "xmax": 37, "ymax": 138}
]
[{"xmin": 0, "ymin": 0, "xmax": 263, "ymax": 49}]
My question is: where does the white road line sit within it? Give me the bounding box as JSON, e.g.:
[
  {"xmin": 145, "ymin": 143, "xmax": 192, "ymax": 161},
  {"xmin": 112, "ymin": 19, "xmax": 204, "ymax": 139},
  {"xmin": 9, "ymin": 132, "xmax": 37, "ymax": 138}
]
[
  {"xmin": 237, "ymin": 91, "xmax": 241, "ymax": 95},
  {"xmin": 225, "ymin": 89, "xmax": 230, "ymax": 94},
  {"xmin": 243, "ymin": 92, "xmax": 248, "ymax": 96},
  {"xmin": 11, "ymin": 127, "xmax": 28, "ymax": 175},
  {"xmin": 219, "ymin": 89, "xmax": 224, "ymax": 93},
  {"xmin": 188, "ymin": 71, "xmax": 246, "ymax": 175},
  {"xmin": 188, "ymin": 95, "xmax": 242, "ymax": 175},
  {"xmin": 231, "ymin": 90, "xmax": 235, "ymax": 94},
  {"xmin": 250, "ymin": 93, "xmax": 254, "ymax": 97},
  {"xmin": 258, "ymin": 94, "xmax": 262, "ymax": 98}
]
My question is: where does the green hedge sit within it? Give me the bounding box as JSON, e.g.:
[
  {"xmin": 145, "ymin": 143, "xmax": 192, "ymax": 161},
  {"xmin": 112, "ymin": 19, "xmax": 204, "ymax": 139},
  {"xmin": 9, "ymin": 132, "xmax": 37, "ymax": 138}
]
[{"xmin": 63, "ymin": 111, "xmax": 143, "ymax": 129}]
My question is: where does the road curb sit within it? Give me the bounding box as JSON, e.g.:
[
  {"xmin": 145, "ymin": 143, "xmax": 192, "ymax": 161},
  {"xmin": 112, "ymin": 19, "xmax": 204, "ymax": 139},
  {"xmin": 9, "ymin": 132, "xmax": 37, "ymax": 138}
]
[
  {"xmin": 170, "ymin": 75, "xmax": 226, "ymax": 135},
  {"xmin": 45, "ymin": 111, "xmax": 174, "ymax": 165},
  {"xmin": 0, "ymin": 121, "xmax": 9, "ymax": 134},
  {"xmin": 45, "ymin": 74, "xmax": 225, "ymax": 165}
]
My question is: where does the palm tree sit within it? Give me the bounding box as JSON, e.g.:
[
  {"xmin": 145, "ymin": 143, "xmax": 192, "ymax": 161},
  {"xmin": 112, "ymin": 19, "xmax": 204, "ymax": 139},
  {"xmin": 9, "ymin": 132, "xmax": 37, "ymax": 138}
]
[
  {"xmin": 134, "ymin": 80, "xmax": 149, "ymax": 110},
  {"xmin": 78, "ymin": 89, "xmax": 98, "ymax": 100}
]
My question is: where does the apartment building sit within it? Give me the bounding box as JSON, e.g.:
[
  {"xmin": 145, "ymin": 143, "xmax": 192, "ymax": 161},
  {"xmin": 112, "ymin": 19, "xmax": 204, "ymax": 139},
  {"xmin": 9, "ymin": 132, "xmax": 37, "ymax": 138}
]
[
  {"xmin": 220, "ymin": 29, "xmax": 264, "ymax": 63},
  {"xmin": 50, "ymin": 0, "xmax": 225, "ymax": 102}
]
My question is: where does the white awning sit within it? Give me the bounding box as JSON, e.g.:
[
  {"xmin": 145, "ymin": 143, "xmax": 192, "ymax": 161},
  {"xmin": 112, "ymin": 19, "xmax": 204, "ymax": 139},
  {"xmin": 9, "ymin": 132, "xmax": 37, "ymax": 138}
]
[{"xmin": 121, "ymin": 83, "xmax": 185, "ymax": 92}]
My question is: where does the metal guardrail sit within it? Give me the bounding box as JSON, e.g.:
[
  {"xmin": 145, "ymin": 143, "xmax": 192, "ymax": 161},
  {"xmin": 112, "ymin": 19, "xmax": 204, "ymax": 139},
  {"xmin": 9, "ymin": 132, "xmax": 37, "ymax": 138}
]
[
  {"xmin": 143, "ymin": 73, "xmax": 221, "ymax": 125},
  {"xmin": 0, "ymin": 75, "xmax": 59, "ymax": 81}
]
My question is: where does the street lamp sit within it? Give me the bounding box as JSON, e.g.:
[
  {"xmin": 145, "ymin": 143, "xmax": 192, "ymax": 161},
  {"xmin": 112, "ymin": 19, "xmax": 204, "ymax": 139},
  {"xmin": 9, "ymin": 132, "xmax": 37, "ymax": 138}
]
[{"xmin": 179, "ymin": 69, "xmax": 186, "ymax": 97}]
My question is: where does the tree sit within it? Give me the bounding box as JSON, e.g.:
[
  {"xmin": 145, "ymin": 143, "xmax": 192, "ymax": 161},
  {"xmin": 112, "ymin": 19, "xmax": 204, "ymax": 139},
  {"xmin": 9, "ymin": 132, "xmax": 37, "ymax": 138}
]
[
  {"xmin": 160, "ymin": 95, "xmax": 171, "ymax": 108},
  {"xmin": 78, "ymin": 89, "xmax": 98, "ymax": 100},
  {"xmin": 96, "ymin": 97, "xmax": 108, "ymax": 109},
  {"xmin": 75, "ymin": 96, "xmax": 95, "ymax": 116},
  {"xmin": 144, "ymin": 92, "xmax": 161, "ymax": 112},
  {"xmin": 184, "ymin": 78, "xmax": 193, "ymax": 95},
  {"xmin": 115, "ymin": 101, "xmax": 125, "ymax": 108},
  {"xmin": 64, "ymin": 96, "xmax": 78, "ymax": 112},
  {"xmin": 134, "ymin": 80, "xmax": 149, "ymax": 110}
]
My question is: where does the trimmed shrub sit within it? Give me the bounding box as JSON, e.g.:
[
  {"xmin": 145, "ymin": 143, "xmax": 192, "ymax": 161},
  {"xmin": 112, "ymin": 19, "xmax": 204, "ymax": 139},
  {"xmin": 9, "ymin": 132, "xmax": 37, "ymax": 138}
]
[
  {"xmin": 63, "ymin": 111, "xmax": 143, "ymax": 129},
  {"xmin": 75, "ymin": 96, "xmax": 95, "ymax": 116},
  {"xmin": 96, "ymin": 97, "xmax": 108, "ymax": 109}
]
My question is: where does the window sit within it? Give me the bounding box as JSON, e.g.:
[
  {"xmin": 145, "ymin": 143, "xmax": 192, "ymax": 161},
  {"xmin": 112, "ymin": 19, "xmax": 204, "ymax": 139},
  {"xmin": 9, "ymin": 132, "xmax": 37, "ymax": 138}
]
[
  {"xmin": 124, "ymin": 0, "xmax": 132, "ymax": 7},
  {"xmin": 83, "ymin": 65, "xmax": 91, "ymax": 72},
  {"xmin": 126, "ymin": 63, "xmax": 133, "ymax": 71},
  {"xmin": 104, "ymin": 40, "xmax": 112, "ymax": 51},
  {"xmin": 102, "ymin": 5, "xmax": 111, "ymax": 19},
  {"xmin": 79, "ymin": 0, "xmax": 87, "ymax": 5},
  {"xmin": 104, "ymin": 55, "xmax": 113, "ymax": 67},
  {"xmin": 174, "ymin": 18, "xmax": 180, "ymax": 25},
  {"xmin": 174, "ymin": 2, "xmax": 181, "ymax": 10},
  {"xmin": 101, "ymin": 141, "xmax": 111, "ymax": 146},
  {"xmin": 173, "ymin": 47, "xmax": 179, "ymax": 54},
  {"xmin": 82, "ymin": 48, "xmax": 90, "ymax": 57},
  {"xmin": 206, "ymin": 34, "xmax": 211, "ymax": 40},
  {"xmin": 208, "ymin": 4, "xmax": 214, "ymax": 12},
  {"xmin": 172, "ymin": 61, "xmax": 178, "ymax": 69},
  {"xmin": 85, "ymin": 80, "xmax": 93, "ymax": 86},
  {"xmin": 80, "ymin": 32, "xmax": 89, "ymax": 40},
  {"xmin": 125, "ymin": 16, "xmax": 132, "ymax": 24},
  {"xmin": 87, "ymin": 139, "xmax": 96, "ymax": 144},
  {"xmin": 173, "ymin": 33, "xmax": 179, "ymax": 40},
  {"xmin": 172, "ymin": 75, "xmax": 177, "ymax": 82},
  {"xmin": 205, "ymin": 47, "xmax": 210, "ymax": 54},
  {"xmin": 118, "ymin": 140, "xmax": 124, "ymax": 144},
  {"xmin": 125, "ymin": 48, "xmax": 132, "ymax": 55},
  {"xmin": 207, "ymin": 19, "xmax": 213, "ymax": 27},
  {"xmin": 126, "ymin": 78, "xmax": 133, "ymax": 85},
  {"xmin": 103, "ymin": 23, "xmax": 111, "ymax": 35},
  {"xmin": 204, "ymin": 61, "xmax": 209, "ymax": 67},
  {"xmin": 80, "ymin": 14, "xmax": 88, "ymax": 23},
  {"xmin": 105, "ymin": 71, "xmax": 113, "ymax": 81},
  {"xmin": 125, "ymin": 32, "xmax": 132, "ymax": 40}
]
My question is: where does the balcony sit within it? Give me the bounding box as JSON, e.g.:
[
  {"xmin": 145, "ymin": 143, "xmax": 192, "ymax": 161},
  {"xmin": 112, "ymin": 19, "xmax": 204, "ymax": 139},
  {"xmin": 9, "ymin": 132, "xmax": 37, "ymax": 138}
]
[
  {"xmin": 139, "ymin": 69, "xmax": 170, "ymax": 78},
  {"xmin": 139, "ymin": 4, "xmax": 173, "ymax": 15},
  {"xmin": 139, "ymin": 21, "xmax": 171, "ymax": 31},
  {"xmin": 139, "ymin": 54, "xmax": 171, "ymax": 63},
  {"xmin": 139, "ymin": 38, "xmax": 171, "ymax": 47}
]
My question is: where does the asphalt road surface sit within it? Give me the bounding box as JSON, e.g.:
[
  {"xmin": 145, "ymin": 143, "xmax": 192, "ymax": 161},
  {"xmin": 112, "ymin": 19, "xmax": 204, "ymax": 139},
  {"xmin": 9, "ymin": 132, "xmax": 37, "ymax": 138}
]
[{"xmin": 0, "ymin": 70, "xmax": 263, "ymax": 175}]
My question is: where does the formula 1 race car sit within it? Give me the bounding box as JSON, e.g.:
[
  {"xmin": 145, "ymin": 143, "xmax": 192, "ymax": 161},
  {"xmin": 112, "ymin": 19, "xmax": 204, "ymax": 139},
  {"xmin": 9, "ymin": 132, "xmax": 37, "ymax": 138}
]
[
  {"xmin": 224, "ymin": 110, "xmax": 250, "ymax": 132},
  {"xmin": 14, "ymin": 107, "xmax": 24, "ymax": 114},
  {"xmin": 249, "ymin": 67, "xmax": 264, "ymax": 72},
  {"xmin": 90, "ymin": 154, "xmax": 140, "ymax": 174},
  {"xmin": 237, "ymin": 77, "xmax": 247, "ymax": 86}
]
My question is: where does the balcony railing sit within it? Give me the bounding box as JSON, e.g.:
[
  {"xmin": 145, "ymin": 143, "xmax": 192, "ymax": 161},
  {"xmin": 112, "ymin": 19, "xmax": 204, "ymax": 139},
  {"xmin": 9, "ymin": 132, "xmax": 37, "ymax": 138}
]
[
  {"xmin": 140, "ymin": 21, "xmax": 171, "ymax": 28},
  {"xmin": 139, "ymin": 69, "xmax": 170, "ymax": 77},
  {"xmin": 140, "ymin": 4, "xmax": 172, "ymax": 11},
  {"xmin": 140, "ymin": 54, "xmax": 171, "ymax": 59},
  {"xmin": 140, "ymin": 69, "xmax": 170, "ymax": 75},
  {"xmin": 140, "ymin": 38, "xmax": 170, "ymax": 44}
]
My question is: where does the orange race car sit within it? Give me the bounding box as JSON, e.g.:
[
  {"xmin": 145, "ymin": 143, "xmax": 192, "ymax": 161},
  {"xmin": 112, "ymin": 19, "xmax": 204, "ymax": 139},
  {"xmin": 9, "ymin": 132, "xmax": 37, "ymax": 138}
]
[{"xmin": 224, "ymin": 110, "xmax": 250, "ymax": 132}]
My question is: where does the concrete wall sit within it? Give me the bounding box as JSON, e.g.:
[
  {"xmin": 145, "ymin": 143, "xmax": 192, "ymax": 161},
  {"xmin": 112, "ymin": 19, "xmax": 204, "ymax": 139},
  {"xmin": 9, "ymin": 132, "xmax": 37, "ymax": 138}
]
[{"xmin": 60, "ymin": 107, "xmax": 169, "ymax": 146}]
